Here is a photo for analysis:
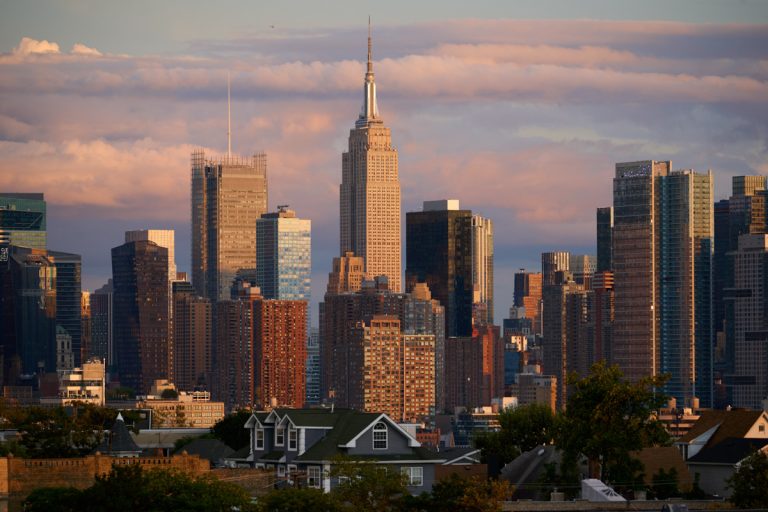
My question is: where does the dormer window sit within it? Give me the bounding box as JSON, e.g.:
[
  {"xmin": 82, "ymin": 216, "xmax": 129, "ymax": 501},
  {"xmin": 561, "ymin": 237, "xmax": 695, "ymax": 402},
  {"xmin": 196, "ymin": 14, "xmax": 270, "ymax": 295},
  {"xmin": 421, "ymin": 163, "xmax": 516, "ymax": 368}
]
[
  {"xmin": 288, "ymin": 427, "xmax": 298, "ymax": 450},
  {"xmin": 373, "ymin": 422, "xmax": 388, "ymax": 450},
  {"xmin": 255, "ymin": 426, "xmax": 265, "ymax": 450},
  {"xmin": 276, "ymin": 426, "xmax": 285, "ymax": 446}
]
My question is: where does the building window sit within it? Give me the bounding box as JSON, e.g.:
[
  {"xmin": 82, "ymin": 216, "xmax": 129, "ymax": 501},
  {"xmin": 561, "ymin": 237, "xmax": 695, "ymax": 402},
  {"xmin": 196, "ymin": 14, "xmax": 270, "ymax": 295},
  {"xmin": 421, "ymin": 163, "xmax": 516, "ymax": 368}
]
[
  {"xmin": 373, "ymin": 422, "xmax": 388, "ymax": 450},
  {"xmin": 760, "ymin": 424, "xmax": 766, "ymax": 433},
  {"xmin": 308, "ymin": 466, "xmax": 321, "ymax": 489},
  {"xmin": 288, "ymin": 427, "xmax": 298, "ymax": 450},
  {"xmin": 276, "ymin": 426, "xmax": 285, "ymax": 446},
  {"xmin": 401, "ymin": 466, "xmax": 423, "ymax": 486},
  {"xmin": 255, "ymin": 427, "xmax": 264, "ymax": 450},
  {"xmin": 287, "ymin": 464, "xmax": 297, "ymax": 484},
  {"xmin": 277, "ymin": 465, "xmax": 285, "ymax": 477}
]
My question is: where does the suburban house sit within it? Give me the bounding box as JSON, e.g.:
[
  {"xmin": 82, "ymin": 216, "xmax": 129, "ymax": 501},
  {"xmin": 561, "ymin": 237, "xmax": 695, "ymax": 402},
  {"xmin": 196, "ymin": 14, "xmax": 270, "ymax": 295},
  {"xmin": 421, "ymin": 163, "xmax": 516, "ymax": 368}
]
[
  {"xmin": 675, "ymin": 409, "xmax": 768, "ymax": 497},
  {"xmin": 243, "ymin": 407, "xmax": 481, "ymax": 493}
]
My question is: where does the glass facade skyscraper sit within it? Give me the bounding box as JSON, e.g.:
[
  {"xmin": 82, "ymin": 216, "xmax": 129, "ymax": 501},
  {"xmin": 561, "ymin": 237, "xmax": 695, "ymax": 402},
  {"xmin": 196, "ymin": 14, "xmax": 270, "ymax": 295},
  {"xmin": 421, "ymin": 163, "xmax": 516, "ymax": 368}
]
[
  {"xmin": 0, "ymin": 193, "xmax": 46, "ymax": 250},
  {"xmin": 191, "ymin": 151, "xmax": 268, "ymax": 302},
  {"xmin": 255, "ymin": 208, "xmax": 311, "ymax": 302},
  {"xmin": 612, "ymin": 161, "xmax": 713, "ymax": 407}
]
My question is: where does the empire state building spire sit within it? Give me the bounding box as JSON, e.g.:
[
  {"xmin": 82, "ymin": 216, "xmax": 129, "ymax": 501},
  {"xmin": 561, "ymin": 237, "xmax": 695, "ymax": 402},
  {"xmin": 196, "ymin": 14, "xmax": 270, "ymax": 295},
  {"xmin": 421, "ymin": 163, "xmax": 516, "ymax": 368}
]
[{"xmin": 356, "ymin": 17, "xmax": 380, "ymax": 128}]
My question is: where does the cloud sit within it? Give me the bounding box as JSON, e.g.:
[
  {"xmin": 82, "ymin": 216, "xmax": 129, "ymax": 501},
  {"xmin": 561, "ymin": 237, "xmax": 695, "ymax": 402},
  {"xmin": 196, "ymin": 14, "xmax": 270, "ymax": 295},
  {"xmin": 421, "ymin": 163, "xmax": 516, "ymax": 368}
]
[
  {"xmin": 71, "ymin": 43, "xmax": 102, "ymax": 57},
  {"xmin": 12, "ymin": 37, "xmax": 60, "ymax": 57}
]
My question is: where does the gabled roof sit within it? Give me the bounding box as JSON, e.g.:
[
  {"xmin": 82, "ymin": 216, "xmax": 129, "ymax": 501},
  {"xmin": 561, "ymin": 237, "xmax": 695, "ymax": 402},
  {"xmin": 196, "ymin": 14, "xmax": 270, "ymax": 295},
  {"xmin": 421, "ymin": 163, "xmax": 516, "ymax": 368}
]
[
  {"xmin": 276, "ymin": 408, "xmax": 344, "ymax": 428},
  {"xmin": 339, "ymin": 413, "xmax": 420, "ymax": 448},
  {"xmin": 687, "ymin": 438, "xmax": 768, "ymax": 465},
  {"xmin": 678, "ymin": 410, "xmax": 766, "ymax": 447},
  {"xmin": 440, "ymin": 447, "xmax": 481, "ymax": 465},
  {"xmin": 244, "ymin": 412, "xmax": 269, "ymax": 429}
]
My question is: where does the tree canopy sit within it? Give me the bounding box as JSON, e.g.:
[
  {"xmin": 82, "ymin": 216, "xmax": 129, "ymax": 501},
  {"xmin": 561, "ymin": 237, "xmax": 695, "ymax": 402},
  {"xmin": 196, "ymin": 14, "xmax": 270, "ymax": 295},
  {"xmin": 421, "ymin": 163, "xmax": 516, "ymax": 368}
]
[
  {"xmin": 212, "ymin": 409, "xmax": 252, "ymax": 450},
  {"xmin": 556, "ymin": 361, "xmax": 670, "ymax": 484},
  {"xmin": 727, "ymin": 450, "xmax": 768, "ymax": 509},
  {"xmin": 24, "ymin": 464, "xmax": 256, "ymax": 512},
  {"xmin": 474, "ymin": 403, "xmax": 556, "ymax": 464}
]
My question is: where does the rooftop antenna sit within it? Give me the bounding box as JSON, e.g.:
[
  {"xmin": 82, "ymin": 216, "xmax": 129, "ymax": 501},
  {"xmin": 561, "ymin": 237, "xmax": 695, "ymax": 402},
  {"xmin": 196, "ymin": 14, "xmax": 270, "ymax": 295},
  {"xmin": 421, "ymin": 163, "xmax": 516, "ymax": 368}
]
[{"xmin": 227, "ymin": 71, "xmax": 232, "ymax": 159}]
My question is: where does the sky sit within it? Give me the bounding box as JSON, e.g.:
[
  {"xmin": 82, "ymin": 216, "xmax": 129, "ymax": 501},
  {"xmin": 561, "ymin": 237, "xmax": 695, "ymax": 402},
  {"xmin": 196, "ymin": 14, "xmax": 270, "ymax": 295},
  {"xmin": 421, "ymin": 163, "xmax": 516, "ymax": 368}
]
[{"xmin": 1, "ymin": 1, "xmax": 767, "ymax": 323}]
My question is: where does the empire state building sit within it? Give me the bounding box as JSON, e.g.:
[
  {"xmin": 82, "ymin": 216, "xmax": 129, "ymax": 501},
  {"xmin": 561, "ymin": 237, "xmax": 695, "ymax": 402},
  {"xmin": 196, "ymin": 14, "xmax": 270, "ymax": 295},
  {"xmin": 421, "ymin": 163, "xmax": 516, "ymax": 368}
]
[{"xmin": 340, "ymin": 24, "xmax": 401, "ymax": 292}]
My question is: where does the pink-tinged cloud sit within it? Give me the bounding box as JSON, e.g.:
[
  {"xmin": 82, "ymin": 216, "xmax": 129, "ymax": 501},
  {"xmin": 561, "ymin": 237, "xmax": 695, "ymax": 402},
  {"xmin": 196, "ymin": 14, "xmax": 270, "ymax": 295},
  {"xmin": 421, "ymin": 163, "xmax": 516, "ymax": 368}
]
[{"xmin": 13, "ymin": 37, "xmax": 60, "ymax": 56}]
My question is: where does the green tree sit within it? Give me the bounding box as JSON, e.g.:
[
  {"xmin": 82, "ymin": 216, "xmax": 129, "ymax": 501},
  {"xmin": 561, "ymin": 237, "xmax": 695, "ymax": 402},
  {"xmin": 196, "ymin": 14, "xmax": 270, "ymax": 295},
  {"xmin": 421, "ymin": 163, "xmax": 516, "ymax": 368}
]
[
  {"xmin": 161, "ymin": 388, "xmax": 179, "ymax": 399},
  {"xmin": 651, "ymin": 467, "xmax": 679, "ymax": 499},
  {"xmin": 474, "ymin": 403, "xmax": 556, "ymax": 464},
  {"xmin": 555, "ymin": 361, "xmax": 669, "ymax": 484},
  {"xmin": 22, "ymin": 486, "xmax": 82, "ymax": 512},
  {"xmin": 727, "ymin": 450, "xmax": 768, "ymax": 509},
  {"xmin": 427, "ymin": 474, "xmax": 512, "ymax": 512},
  {"xmin": 27, "ymin": 463, "xmax": 258, "ymax": 512},
  {"xmin": 213, "ymin": 409, "xmax": 253, "ymax": 449},
  {"xmin": 256, "ymin": 487, "xmax": 341, "ymax": 512},
  {"xmin": 329, "ymin": 457, "xmax": 409, "ymax": 511}
]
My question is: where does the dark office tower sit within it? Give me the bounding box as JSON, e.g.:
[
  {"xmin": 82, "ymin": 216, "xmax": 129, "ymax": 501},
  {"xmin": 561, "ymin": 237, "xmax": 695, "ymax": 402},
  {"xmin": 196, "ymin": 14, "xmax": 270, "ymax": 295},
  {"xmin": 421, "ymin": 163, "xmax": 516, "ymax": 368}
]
[
  {"xmin": 340, "ymin": 24, "xmax": 401, "ymax": 292},
  {"xmin": 111, "ymin": 240, "xmax": 169, "ymax": 395},
  {"xmin": 0, "ymin": 247, "xmax": 57, "ymax": 382},
  {"xmin": 586, "ymin": 272, "xmax": 614, "ymax": 366},
  {"xmin": 0, "ymin": 193, "xmax": 46, "ymax": 249},
  {"xmin": 541, "ymin": 251, "xmax": 570, "ymax": 286},
  {"xmin": 729, "ymin": 234, "xmax": 768, "ymax": 409},
  {"xmin": 81, "ymin": 291, "xmax": 91, "ymax": 363},
  {"xmin": 90, "ymin": 280, "xmax": 113, "ymax": 367},
  {"xmin": 48, "ymin": 250, "xmax": 82, "ymax": 368},
  {"xmin": 191, "ymin": 150, "xmax": 268, "ymax": 302},
  {"xmin": 569, "ymin": 254, "xmax": 596, "ymax": 286},
  {"xmin": 172, "ymin": 281, "xmax": 212, "ymax": 391},
  {"xmin": 306, "ymin": 327, "xmax": 320, "ymax": 405},
  {"xmin": 406, "ymin": 200, "xmax": 473, "ymax": 337},
  {"xmin": 596, "ymin": 207, "xmax": 613, "ymax": 272},
  {"xmin": 253, "ymin": 299, "xmax": 307, "ymax": 408},
  {"xmin": 713, "ymin": 199, "xmax": 730, "ymax": 340},
  {"xmin": 542, "ymin": 276, "xmax": 587, "ymax": 409},
  {"xmin": 613, "ymin": 161, "xmax": 713, "ymax": 407}
]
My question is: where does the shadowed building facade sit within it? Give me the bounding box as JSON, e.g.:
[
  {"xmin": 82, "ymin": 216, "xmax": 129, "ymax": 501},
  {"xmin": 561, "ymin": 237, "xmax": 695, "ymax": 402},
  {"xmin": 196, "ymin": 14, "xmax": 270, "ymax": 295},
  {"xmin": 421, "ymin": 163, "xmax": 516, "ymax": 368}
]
[
  {"xmin": 406, "ymin": 200, "xmax": 473, "ymax": 338},
  {"xmin": 111, "ymin": 240, "xmax": 169, "ymax": 395}
]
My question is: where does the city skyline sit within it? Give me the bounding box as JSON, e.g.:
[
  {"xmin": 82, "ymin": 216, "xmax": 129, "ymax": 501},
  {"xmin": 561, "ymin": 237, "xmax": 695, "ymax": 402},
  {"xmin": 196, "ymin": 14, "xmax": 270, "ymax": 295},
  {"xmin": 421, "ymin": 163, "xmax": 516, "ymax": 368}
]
[{"xmin": 1, "ymin": 4, "xmax": 767, "ymax": 323}]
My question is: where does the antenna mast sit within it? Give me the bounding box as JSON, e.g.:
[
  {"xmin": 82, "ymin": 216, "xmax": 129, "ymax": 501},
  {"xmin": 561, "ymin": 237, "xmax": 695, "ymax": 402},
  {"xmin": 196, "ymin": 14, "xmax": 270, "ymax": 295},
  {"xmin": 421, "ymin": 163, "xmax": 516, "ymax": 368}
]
[{"xmin": 227, "ymin": 71, "xmax": 232, "ymax": 159}]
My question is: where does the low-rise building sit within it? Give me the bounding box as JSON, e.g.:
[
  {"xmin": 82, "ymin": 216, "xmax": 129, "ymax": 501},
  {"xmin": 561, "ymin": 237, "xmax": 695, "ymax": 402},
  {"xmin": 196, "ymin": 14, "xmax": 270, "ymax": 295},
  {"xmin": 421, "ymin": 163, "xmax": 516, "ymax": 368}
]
[
  {"xmin": 244, "ymin": 407, "xmax": 481, "ymax": 494},
  {"xmin": 40, "ymin": 358, "xmax": 106, "ymax": 406}
]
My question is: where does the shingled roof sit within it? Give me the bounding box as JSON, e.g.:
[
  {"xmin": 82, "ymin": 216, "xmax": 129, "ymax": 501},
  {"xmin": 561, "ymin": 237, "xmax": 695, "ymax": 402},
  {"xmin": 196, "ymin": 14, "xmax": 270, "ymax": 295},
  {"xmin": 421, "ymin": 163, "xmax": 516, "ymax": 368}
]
[
  {"xmin": 677, "ymin": 409, "xmax": 766, "ymax": 447},
  {"xmin": 687, "ymin": 438, "xmax": 768, "ymax": 465},
  {"xmin": 93, "ymin": 412, "xmax": 141, "ymax": 457}
]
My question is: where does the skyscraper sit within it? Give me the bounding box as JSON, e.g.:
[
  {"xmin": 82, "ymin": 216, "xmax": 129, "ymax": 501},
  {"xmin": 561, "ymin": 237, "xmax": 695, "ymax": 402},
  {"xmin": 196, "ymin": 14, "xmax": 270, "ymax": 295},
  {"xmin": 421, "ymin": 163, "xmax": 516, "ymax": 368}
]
[
  {"xmin": 612, "ymin": 161, "xmax": 713, "ymax": 406},
  {"xmin": 172, "ymin": 281, "xmax": 212, "ymax": 391},
  {"xmin": 49, "ymin": 250, "xmax": 82, "ymax": 368},
  {"xmin": 471, "ymin": 214, "xmax": 494, "ymax": 324},
  {"xmin": 90, "ymin": 280, "xmax": 113, "ymax": 367},
  {"xmin": 728, "ymin": 234, "xmax": 768, "ymax": 409},
  {"xmin": 111, "ymin": 240, "xmax": 170, "ymax": 395},
  {"xmin": 125, "ymin": 230, "xmax": 177, "ymax": 284},
  {"xmin": 512, "ymin": 271, "xmax": 543, "ymax": 336},
  {"xmin": 541, "ymin": 251, "xmax": 570, "ymax": 287},
  {"xmin": 339, "ymin": 24, "xmax": 401, "ymax": 292},
  {"xmin": 255, "ymin": 207, "xmax": 311, "ymax": 301},
  {"xmin": 191, "ymin": 151, "xmax": 268, "ymax": 302},
  {"xmin": 253, "ymin": 299, "xmax": 307, "ymax": 409},
  {"xmin": 596, "ymin": 207, "xmax": 613, "ymax": 272},
  {"xmin": 0, "ymin": 193, "xmax": 46, "ymax": 250},
  {"xmin": 406, "ymin": 200, "xmax": 473, "ymax": 337}
]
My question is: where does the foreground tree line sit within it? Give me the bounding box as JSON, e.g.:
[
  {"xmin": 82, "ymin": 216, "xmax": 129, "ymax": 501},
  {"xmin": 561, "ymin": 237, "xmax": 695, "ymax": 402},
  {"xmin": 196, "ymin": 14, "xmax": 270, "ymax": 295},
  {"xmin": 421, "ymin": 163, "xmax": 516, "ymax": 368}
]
[
  {"xmin": 24, "ymin": 459, "xmax": 512, "ymax": 512},
  {"xmin": 475, "ymin": 362, "xmax": 768, "ymax": 507}
]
